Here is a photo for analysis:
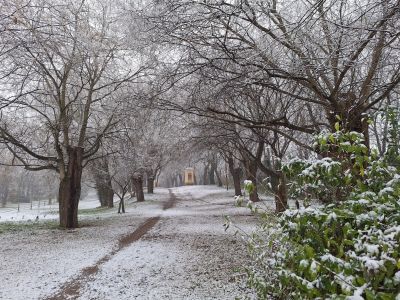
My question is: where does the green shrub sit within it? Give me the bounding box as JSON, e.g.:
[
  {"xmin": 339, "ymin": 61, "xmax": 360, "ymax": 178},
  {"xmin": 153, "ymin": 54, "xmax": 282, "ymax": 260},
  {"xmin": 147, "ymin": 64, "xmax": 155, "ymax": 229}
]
[{"xmin": 245, "ymin": 115, "xmax": 400, "ymax": 299}]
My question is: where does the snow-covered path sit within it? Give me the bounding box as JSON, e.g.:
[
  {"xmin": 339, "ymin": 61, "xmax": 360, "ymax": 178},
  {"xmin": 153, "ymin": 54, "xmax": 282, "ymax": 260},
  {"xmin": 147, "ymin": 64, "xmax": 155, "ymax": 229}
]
[{"xmin": 0, "ymin": 186, "xmax": 257, "ymax": 300}]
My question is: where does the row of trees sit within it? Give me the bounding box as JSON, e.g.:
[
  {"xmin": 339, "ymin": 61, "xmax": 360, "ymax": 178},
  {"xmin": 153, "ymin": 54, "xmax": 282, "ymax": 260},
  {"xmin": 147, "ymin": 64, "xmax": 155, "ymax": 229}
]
[
  {"xmin": 137, "ymin": 0, "xmax": 400, "ymax": 211},
  {"xmin": 0, "ymin": 0, "xmax": 186, "ymax": 227},
  {"xmin": 0, "ymin": 0, "xmax": 399, "ymax": 228},
  {"xmin": 0, "ymin": 166, "xmax": 58, "ymax": 207}
]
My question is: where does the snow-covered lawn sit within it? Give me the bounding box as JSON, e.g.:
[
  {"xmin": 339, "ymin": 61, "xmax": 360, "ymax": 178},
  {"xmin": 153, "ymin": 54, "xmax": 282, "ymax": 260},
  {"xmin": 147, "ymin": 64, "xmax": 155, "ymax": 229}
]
[
  {"xmin": 0, "ymin": 188, "xmax": 171, "ymax": 223},
  {"xmin": 0, "ymin": 185, "xmax": 258, "ymax": 300}
]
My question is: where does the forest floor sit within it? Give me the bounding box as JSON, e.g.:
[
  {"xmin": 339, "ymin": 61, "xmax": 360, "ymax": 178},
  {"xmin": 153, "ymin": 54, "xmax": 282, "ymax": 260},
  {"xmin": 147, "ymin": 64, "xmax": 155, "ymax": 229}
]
[{"xmin": 0, "ymin": 186, "xmax": 260, "ymax": 299}]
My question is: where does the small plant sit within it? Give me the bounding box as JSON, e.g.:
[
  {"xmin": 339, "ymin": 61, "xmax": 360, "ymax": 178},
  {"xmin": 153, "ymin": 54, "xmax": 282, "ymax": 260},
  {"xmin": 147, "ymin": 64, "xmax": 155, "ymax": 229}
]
[
  {"xmin": 234, "ymin": 180, "xmax": 255, "ymax": 207},
  {"xmin": 244, "ymin": 180, "xmax": 255, "ymax": 196}
]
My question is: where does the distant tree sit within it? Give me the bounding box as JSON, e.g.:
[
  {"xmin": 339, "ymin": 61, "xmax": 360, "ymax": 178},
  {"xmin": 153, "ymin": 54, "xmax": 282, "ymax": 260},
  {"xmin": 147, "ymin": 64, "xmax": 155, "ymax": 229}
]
[{"xmin": 90, "ymin": 158, "xmax": 114, "ymax": 208}]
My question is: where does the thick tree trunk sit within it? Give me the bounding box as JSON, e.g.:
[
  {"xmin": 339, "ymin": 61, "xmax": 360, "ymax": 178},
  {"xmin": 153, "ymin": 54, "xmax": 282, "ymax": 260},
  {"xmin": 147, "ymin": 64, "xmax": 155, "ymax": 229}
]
[
  {"xmin": 228, "ymin": 156, "xmax": 242, "ymax": 196},
  {"xmin": 58, "ymin": 147, "xmax": 83, "ymax": 229},
  {"xmin": 263, "ymin": 157, "xmax": 289, "ymax": 213},
  {"xmin": 147, "ymin": 176, "xmax": 154, "ymax": 194},
  {"xmin": 94, "ymin": 159, "xmax": 114, "ymax": 208},
  {"xmin": 96, "ymin": 182, "xmax": 114, "ymax": 208},
  {"xmin": 133, "ymin": 176, "xmax": 145, "ymax": 202},
  {"xmin": 96, "ymin": 184, "xmax": 107, "ymax": 207},
  {"xmin": 105, "ymin": 185, "xmax": 114, "ymax": 208}
]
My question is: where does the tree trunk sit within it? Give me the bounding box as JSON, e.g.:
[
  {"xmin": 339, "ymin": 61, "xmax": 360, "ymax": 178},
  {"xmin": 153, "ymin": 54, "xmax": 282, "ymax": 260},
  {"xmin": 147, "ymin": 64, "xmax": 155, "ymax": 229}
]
[
  {"xmin": 104, "ymin": 169, "xmax": 114, "ymax": 208},
  {"xmin": 215, "ymin": 169, "xmax": 223, "ymax": 187},
  {"xmin": 203, "ymin": 165, "xmax": 209, "ymax": 185},
  {"xmin": 228, "ymin": 156, "xmax": 242, "ymax": 196},
  {"xmin": 209, "ymin": 166, "xmax": 215, "ymax": 185},
  {"xmin": 118, "ymin": 198, "xmax": 125, "ymax": 213},
  {"xmin": 96, "ymin": 184, "xmax": 107, "ymax": 207},
  {"xmin": 274, "ymin": 171, "xmax": 288, "ymax": 213},
  {"xmin": 133, "ymin": 176, "xmax": 145, "ymax": 202},
  {"xmin": 147, "ymin": 176, "xmax": 154, "ymax": 194},
  {"xmin": 178, "ymin": 173, "xmax": 183, "ymax": 186},
  {"xmin": 246, "ymin": 160, "xmax": 260, "ymax": 202},
  {"xmin": 58, "ymin": 147, "xmax": 83, "ymax": 229},
  {"xmin": 93, "ymin": 159, "xmax": 114, "ymax": 208},
  {"xmin": 155, "ymin": 173, "xmax": 160, "ymax": 188},
  {"xmin": 105, "ymin": 185, "xmax": 114, "ymax": 208},
  {"xmin": 263, "ymin": 157, "xmax": 288, "ymax": 212},
  {"xmin": 1, "ymin": 188, "xmax": 8, "ymax": 208}
]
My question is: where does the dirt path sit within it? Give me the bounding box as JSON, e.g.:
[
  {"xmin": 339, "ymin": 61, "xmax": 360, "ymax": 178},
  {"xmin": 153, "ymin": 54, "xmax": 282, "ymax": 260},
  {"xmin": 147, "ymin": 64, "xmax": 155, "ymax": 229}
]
[
  {"xmin": 77, "ymin": 187, "xmax": 256, "ymax": 299},
  {"xmin": 8, "ymin": 186, "xmax": 258, "ymax": 300},
  {"xmin": 46, "ymin": 191, "xmax": 178, "ymax": 300}
]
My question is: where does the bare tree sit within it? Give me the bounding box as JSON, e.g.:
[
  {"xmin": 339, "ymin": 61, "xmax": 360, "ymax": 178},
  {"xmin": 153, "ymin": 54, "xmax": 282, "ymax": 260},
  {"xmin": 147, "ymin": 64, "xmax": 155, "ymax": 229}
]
[
  {"xmin": 146, "ymin": 0, "xmax": 400, "ymax": 150},
  {"xmin": 0, "ymin": 1, "xmax": 147, "ymax": 228}
]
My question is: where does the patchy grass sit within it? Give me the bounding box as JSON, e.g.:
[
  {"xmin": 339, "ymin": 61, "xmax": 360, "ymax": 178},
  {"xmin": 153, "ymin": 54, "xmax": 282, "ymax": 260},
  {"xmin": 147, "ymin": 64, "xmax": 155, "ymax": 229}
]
[
  {"xmin": 47, "ymin": 206, "xmax": 116, "ymax": 216},
  {"xmin": 78, "ymin": 206, "xmax": 114, "ymax": 215},
  {"xmin": 0, "ymin": 220, "xmax": 60, "ymax": 234}
]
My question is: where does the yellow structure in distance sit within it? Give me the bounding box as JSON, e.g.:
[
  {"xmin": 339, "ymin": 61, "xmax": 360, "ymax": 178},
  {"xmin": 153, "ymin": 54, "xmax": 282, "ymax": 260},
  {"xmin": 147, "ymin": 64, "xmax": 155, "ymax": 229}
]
[{"xmin": 184, "ymin": 168, "xmax": 194, "ymax": 185}]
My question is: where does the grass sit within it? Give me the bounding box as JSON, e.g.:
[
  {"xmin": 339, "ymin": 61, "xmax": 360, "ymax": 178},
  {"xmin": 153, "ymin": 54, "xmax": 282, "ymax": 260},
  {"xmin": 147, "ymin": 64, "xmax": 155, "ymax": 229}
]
[
  {"xmin": 0, "ymin": 220, "xmax": 60, "ymax": 234},
  {"xmin": 46, "ymin": 206, "xmax": 116, "ymax": 216},
  {"xmin": 78, "ymin": 206, "xmax": 114, "ymax": 215}
]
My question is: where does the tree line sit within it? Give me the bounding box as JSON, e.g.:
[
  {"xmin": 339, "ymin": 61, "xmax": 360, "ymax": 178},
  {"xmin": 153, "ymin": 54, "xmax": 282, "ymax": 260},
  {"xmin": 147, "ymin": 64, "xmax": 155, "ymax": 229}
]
[{"xmin": 0, "ymin": 0, "xmax": 399, "ymax": 228}]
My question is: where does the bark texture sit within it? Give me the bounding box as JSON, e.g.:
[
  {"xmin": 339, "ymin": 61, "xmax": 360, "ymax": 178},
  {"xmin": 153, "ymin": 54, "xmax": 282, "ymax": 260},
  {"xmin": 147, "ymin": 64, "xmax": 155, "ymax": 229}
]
[
  {"xmin": 94, "ymin": 159, "xmax": 114, "ymax": 208},
  {"xmin": 228, "ymin": 156, "xmax": 242, "ymax": 196},
  {"xmin": 147, "ymin": 175, "xmax": 154, "ymax": 194},
  {"xmin": 58, "ymin": 147, "xmax": 83, "ymax": 229},
  {"xmin": 133, "ymin": 176, "xmax": 145, "ymax": 202}
]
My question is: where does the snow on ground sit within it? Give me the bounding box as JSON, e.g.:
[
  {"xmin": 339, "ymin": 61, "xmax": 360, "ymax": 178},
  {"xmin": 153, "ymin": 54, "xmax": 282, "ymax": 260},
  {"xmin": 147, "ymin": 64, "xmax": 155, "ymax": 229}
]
[
  {"xmin": 0, "ymin": 185, "xmax": 259, "ymax": 300},
  {"xmin": 0, "ymin": 189, "xmax": 106, "ymax": 222},
  {"xmin": 0, "ymin": 188, "xmax": 171, "ymax": 223}
]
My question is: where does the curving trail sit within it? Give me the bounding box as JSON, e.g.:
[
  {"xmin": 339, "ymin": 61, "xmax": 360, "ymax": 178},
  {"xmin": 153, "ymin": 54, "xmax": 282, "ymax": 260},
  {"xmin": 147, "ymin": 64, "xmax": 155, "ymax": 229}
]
[
  {"xmin": 0, "ymin": 186, "xmax": 257, "ymax": 300},
  {"xmin": 46, "ymin": 191, "xmax": 178, "ymax": 300}
]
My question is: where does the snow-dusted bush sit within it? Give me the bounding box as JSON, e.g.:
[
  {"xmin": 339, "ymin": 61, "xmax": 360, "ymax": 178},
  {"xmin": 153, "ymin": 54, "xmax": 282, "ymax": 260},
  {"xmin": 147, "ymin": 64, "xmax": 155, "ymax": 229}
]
[
  {"xmin": 246, "ymin": 120, "xmax": 400, "ymax": 299},
  {"xmin": 283, "ymin": 128, "xmax": 371, "ymax": 204}
]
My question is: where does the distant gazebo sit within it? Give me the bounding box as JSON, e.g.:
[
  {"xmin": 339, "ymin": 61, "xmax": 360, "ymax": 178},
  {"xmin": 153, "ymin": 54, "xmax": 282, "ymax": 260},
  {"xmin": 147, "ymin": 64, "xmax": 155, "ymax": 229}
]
[{"xmin": 184, "ymin": 167, "xmax": 195, "ymax": 185}]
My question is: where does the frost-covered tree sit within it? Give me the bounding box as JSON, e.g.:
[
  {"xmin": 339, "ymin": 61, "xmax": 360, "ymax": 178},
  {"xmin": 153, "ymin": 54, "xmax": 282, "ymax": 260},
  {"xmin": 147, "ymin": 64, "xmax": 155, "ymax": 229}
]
[
  {"xmin": 145, "ymin": 0, "xmax": 400, "ymax": 151},
  {"xmin": 0, "ymin": 0, "xmax": 147, "ymax": 228}
]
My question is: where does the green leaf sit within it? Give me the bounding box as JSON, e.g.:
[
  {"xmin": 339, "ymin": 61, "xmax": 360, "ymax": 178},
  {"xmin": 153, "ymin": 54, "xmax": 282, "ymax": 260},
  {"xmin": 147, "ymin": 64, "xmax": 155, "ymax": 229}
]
[
  {"xmin": 365, "ymin": 289, "xmax": 375, "ymax": 300},
  {"xmin": 376, "ymin": 292, "xmax": 395, "ymax": 300},
  {"xmin": 335, "ymin": 122, "xmax": 340, "ymax": 132},
  {"xmin": 304, "ymin": 245, "xmax": 315, "ymax": 259}
]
